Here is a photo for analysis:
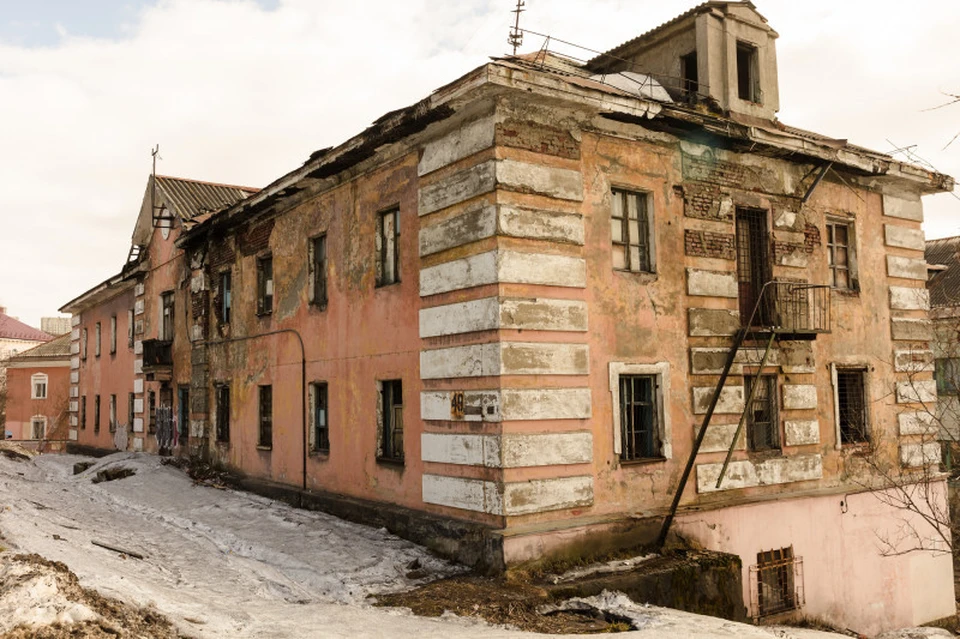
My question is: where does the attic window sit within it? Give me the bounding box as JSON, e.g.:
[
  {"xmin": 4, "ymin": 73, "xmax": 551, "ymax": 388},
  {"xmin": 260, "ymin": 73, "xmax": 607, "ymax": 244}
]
[
  {"xmin": 681, "ymin": 51, "xmax": 698, "ymax": 95},
  {"xmin": 736, "ymin": 41, "xmax": 760, "ymax": 103}
]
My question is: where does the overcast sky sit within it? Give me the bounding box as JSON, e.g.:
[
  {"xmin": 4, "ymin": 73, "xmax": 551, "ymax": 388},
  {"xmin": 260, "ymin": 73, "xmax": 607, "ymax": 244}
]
[{"xmin": 1, "ymin": 0, "xmax": 957, "ymax": 327}]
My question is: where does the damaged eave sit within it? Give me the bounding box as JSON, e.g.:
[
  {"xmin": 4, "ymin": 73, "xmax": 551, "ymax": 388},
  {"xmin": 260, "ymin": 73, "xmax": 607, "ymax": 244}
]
[{"xmin": 59, "ymin": 272, "xmax": 136, "ymax": 315}]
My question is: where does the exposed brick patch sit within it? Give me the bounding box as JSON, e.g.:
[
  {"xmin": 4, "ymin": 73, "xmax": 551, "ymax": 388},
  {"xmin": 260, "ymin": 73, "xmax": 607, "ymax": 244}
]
[
  {"xmin": 681, "ymin": 183, "xmax": 734, "ymax": 223},
  {"xmin": 773, "ymin": 241, "xmax": 805, "ymax": 261},
  {"xmin": 683, "ymin": 156, "xmax": 747, "ymax": 188},
  {"xmin": 209, "ymin": 237, "xmax": 236, "ymax": 269},
  {"xmin": 191, "ymin": 289, "xmax": 208, "ymax": 320},
  {"xmin": 238, "ymin": 219, "xmax": 274, "ymax": 257},
  {"xmin": 803, "ymin": 223, "xmax": 821, "ymax": 253},
  {"xmin": 495, "ymin": 119, "xmax": 580, "ymax": 160},
  {"xmin": 685, "ymin": 229, "xmax": 736, "ymax": 260}
]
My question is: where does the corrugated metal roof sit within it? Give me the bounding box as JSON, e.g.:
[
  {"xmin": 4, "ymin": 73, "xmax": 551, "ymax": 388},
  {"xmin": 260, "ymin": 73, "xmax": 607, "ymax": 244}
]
[
  {"xmin": 927, "ymin": 236, "xmax": 960, "ymax": 308},
  {"xmin": 155, "ymin": 175, "xmax": 259, "ymax": 222},
  {"xmin": 7, "ymin": 333, "xmax": 71, "ymax": 360},
  {"xmin": 0, "ymin": 313, "xmax": 53, "ymax": 342}
]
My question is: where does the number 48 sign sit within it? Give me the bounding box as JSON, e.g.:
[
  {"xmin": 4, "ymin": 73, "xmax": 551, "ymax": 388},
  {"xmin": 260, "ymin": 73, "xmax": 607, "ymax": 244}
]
[{"xmin": 450, "ymin": 391, "xmax": 465, "ymax": 419}]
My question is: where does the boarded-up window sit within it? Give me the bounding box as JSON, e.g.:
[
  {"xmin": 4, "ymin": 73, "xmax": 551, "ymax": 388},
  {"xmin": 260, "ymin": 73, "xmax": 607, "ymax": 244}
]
[
  {"xmin": 377, "ymin": 209, "xmax": 400, "ymax": 286},
  {"xmin": 611, "ymin": 188, "xmax": 653, "ymax": 273}
]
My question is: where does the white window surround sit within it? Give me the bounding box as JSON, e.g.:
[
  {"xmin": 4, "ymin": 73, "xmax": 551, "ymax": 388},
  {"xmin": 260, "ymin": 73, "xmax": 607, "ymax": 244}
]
[
  {"xmin": 609, "ymin": 361, "xmax": 672, "ymax": 460},
  {"xmin": 30, "ymin": 415, "xmax": 47, "ymax": 439},
  {"xmin": 31, "ymin": 373, "xmax": 48, "ymax": 399},
  {"xmin": 830, "ymin": 362, "xmax": 871, "ymax": 450}
]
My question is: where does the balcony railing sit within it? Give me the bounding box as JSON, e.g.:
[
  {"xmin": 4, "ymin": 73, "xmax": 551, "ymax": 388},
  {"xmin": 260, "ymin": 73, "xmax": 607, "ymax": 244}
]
[
  {"xmin": 749, "ymin": 281, "xmax": 831, "ymax": 338},
  {"xmin": 142, "ymin": 339, "xmax": 173, "ymax": 368}
]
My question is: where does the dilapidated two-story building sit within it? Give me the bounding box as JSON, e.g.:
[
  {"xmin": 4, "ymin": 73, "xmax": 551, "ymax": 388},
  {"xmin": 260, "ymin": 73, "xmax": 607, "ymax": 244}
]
[{"xmin": 61, "ymin": 2, "xmax": 955, "ymax": 632}]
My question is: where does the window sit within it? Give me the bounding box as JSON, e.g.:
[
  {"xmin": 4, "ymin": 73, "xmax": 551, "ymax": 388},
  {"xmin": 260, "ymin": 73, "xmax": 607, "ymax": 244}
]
[
  {"xmin": 31, "ymin": 373, "xmax": 48, "ymax": 399},
  {"xmin": 936, "ymin": 358, "xmax": 960, "ymax": 396},
  {"xmin": 257, "ymin": 256, "xmax": 273, "ymax": 315},
  {"xmin": 94, "ymin": 394, "xmax": 101, "ymax": 435},
  {"xmin": 109, "ymin": 394, "xmax": 117, "ymax": 433},
  {"xmin": 81, "ymin": 396, "xmax": 87, "ymax": 430},
  {"xmin": 753, "ymin": 547, "xmax": 802, "ymax": 618},
  {"xmin": 81, "ymin": 328, "xmax": 88, "ymax": 360},
  {"xmin": 109, "ymin": 315, "xmax": 117, "ymax": 354},
  {"xmin": 681, "ymin": 50, "xmax": 698, "ymax": 95},
  {"xmin": 836, "ymin": 368, "xmax": 868, "ymax": 444},
  {"xmin": 95, "ymin": 322, "xmax": 101, "ymax": 357},
  {"xmin": 148, "ymin": 390, "xmax": 156, "ymax": 434},
  {"xmin": 160, "ymin": 291, "xmax": 175, "ymax": 341},
  {"xmin": 220, "ymin": 271, "xmax": 232, "ymax": 324},
  {"xmin": 736, "ymin": 40, "xmax": 760, "ymax": 103},
  {"xmin": 309, "ymin": 235, "xmax": 328, "ymax": 307},
  {"xmin": 619, "ymin": 375, "xmax": 661, "ymax": 461},
  {"xmin": 31, "ymin": 416, "xmax": 46, "ymax": 440},
  {"xmin": 310, "ymin": 382, "xmax": 329, "ymax": 453},
  {"xmin": 746, "ymin": 374, "xmax": 779, "ymax": 451},
  {"xmin": 128, "ymin": 392, "xmax": 135, "ymax": 430},
  {"xmin": 127, "ymin": 310, "xmax": 134, "ymax": 348},
  {"xmin": 376, "ymin": 208, "xmax": 400, "ymax": 286},
  {"xmin": 178, "ymin": 386, "xmax": 189, "ymax": 441},
  {"xmin": 611, "ymin": 188, "xmax": 653, "ymax": 273},
  {"xmin": 216, "ymin": 384, "xmax": 230, "ymax": 443},
  {"xmin": 378, "ymin": 380, "xmax": 403, "ymax": 462},
  {"xmin": 258, "ymin": 385, "xmax": 272, "ymax": 448},
  {"xmin": 736, "ymin": 208, "xmax": 772, "ymax": 325},
  {"xmin": 826, "ymin": 219, "xmax": 858, "ymax": 291}
]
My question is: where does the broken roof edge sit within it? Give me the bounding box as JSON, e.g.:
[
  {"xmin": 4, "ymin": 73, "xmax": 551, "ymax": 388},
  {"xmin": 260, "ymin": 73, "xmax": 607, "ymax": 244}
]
[{"xmin": 59, "ymin": 271, "xmax": 136, "ymax": 315}]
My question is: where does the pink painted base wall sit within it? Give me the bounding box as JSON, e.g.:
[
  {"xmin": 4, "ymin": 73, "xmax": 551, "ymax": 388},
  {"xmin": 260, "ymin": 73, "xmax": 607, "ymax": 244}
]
[{"xmin": 676, "ymin": 482, "xmax": 955, "ymax": 635}]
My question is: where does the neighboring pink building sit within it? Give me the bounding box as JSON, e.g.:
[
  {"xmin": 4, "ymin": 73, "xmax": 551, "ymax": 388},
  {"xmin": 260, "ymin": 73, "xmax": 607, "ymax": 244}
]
[
  {"xmin": 0, "ymin": 307, "xmax": 53, "ymax": 361},
  {"xmin": 4, "ymin": 334, "xmax": 70, "ymax": 442}
]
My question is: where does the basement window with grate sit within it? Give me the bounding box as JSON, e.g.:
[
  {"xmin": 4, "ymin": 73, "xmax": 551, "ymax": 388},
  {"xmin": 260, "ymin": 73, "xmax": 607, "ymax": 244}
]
[{"xmin": 752, "ymin": 546, "xmax": 803, "ymax": 618}]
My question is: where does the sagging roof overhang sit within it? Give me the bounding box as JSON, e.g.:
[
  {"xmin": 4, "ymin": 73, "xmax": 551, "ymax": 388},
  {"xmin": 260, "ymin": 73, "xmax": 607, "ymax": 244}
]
[
  {"xmin": 59, "ymin": 271, "xmax": 136, "ymax": 315},
  {"xmin": 178, "ymin": 54, "xmax": 953, "ymax": 248}
]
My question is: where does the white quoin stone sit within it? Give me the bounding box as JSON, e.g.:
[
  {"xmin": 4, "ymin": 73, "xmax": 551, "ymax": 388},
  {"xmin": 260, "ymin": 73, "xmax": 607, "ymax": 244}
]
[
  {"xmin": 898, "ymin": 411, "xmax": 937, "ymax": 436},
  {"xmin": 69, "ymin": 416, "xmax": 78, "ymax": 426},
  {"xmin": 498, "ymin": 206, "xmax": 585, "ymax": 246},
  {"xmin": 133, "ymin": 418, "xmax": 144, "ymax": 433},
  {"xmin": 886, "ymin": 255, "xmax": 927, "ymax": 280},
  {"xmin": 418, "ymin": 115, "xmax": 495, "ymax": 176},
  {"xmin": 70, "ymin": 356, "xmax": 80, "ymax": 370},
  {"xmin": 421, "ymin": 434, "xmax": 501, "ymax": 467},
  {"xmin": 686, "ymin": 268, "xmax": 738, "ymax": 298},
  {"xmin": 420, "ymin": 342, "xmax": 589, "ymax": 379},
  {"xmin": 134, "ymin": 299, "xmax": 144, "ymax": 315},
  {"xmin": 134, "ymin": 399, "xmax": 144, "ymax": 415},
  {"xmin": 884, "ymin": 224, "xmax": 926, "ymax": 251},
  {"xmin": 419, "ymin": 298, "xmax": 499, "ymax": 337},
  {"xmin": 419, "ymin": 250, "xmax": 586, "ymax": 297},
  {"xmin": 784, "ymin": 420, "xmax": 820, "ymax": 446},
  {"xmin": 692, "ymin": 386, "xmax": 744, "ymax": 415},
  {"xmin": 133, "ymin": 437, "xmax": 144, "ymax": 452},
  {"xmin": 896, "ymin": 380, "xmax": 937, "ymax": 405},
  {"xmin": 894, "ymin": 350, "xmax": 935, "ymax": 373},
  {"xmin": 71, "ymin": 315, "xmax": 81, "ymax": 327},
  {"xmin": 134, "ymin": 359, "xmax": 143, "ymax": 374},
  {"xmin": 883, "ymin": 194, "xmax": 923, "ymax": 222},
  {"xmin": 419, "ymin": 252, "xmax": 497, "ymax": 297},
  {"xmin": 134, "ymin": 282, "xmax": 145, "ymax": 297},
  {"xmin": 782, "ymin": 384, "xmax": 818, "ymax": 410},
  {"xmin": 71, "ymin": 328, "xmax": 80, "ymax": 340},
  {"xmin": 889, "ymin": 286, "xmax": 930, "ymax": 311},
  {"xmin": 696, "ymin": 454, "xmax": 823, "ymax": 493},
  {"xmin": 420, "ymin": 389, "xmax": 502, "ymax": 422},
  {"xmin": 695, "ymin": 422, "xmax": 745, "ymax": 454},
  {"xmin": 901, "ymin": 443, "xmax": 940, "ymax": 468},
  {"xmin": 500, "ymin": 388, "xmax": 592, "ymax": 421},
  {"xmin": 133, "ymin": 379, "xmax": 144, "ymax": 394},
  {"xmin": 495, "ymin": 159, "xmax": 584, "ymax": 202},
  {"xmin": 420, "ymin": 432, "xmax": 592, "ymax": 468},
  {"xmin": 418, "ymin": 205, "xmax": 497, "ymax": 256},
  {"xmin": 422, "ymin": 475, "xmax": 503, "ymax": 514},
  {"xmin": 68, "ymin": 401, "xmax": 78, "ymax": 413},
  {"xmin": 502, "ymin": 476, "xmax": 593, "ymax": 515},
  {"xmin": 418, "ymin": 160, "xmax": 497, "ymax": 217},
  {"xmin": 134, "ymin": 340, "xmax": 143, "ymax": 355},
  {"xmin": 419, "ymin": 297, "xmax": 588, "ymax": 338},
  {"xmin": 69, "ymin": 387, "xmax": 78, "ymax": 398},
  {"xmin": 69, "ymin": 429, "xmax": 78, "ymax": 441},
  {"xmin": 70, "ymin": 371, "xmax": 79, "ymax": 384}
]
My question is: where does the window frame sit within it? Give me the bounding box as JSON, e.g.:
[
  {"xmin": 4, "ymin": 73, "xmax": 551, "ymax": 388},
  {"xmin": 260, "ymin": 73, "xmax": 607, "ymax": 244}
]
[
  {"xmin": 219, "ymin": 270, "xmax": 232, "ymax": 324},
  {"xmin": 109, "ymin": 394, "xmax": 117, "ymax": 433},
  {"xmin": 81, "ymin": 396, "xmax": 87, "ymax": 430},
  {"xmin": 736, "ymin": 40, "xmax": 761, "ymax": 103},
  {"xmin": 752, "ymin": 546, "xmax": 802, "ymax": 618},
  {"xmin": 610, "ymin": 187, "xmax": 655, "ymax": 274},
  {"xmin": 257, "ymin": 255, "xmax": 274, "ymax": 316},
  {"xmin": 825, "ymin": 217, "xmax": 859, "ymax": 292},
  {"xmin": 31, "ymin": 373, "xmax": 48, "ymax": 399},
  {"xmin": 110, "ymin": 315, "xmax": 117, "ymax": 354},
  {"xmin": 308, "ymin": 234, "xmax": 328, "ymax": 308},
  {"xmin": 609, "ymin": 362, "xmax": 672, "ymax": 463},
  {"xmin": 30, "ymin": 415, "xmax": 46, "ymax": 440},
  {"xmin": 680, "ymin": 50, "xmax": 698, "ymax": 95},
  {"xmin": 148, "ymin": 390, "xmax": 156, "ymax": 434},
  {"xmin": 177, "ymin": 385, "xmax": 190, "ymax": 441},
  {"xmin": 128, "ymin": 392, "xmax": 135, "ymax": 431},
  {"xmin": 376, "ymin": 208, "xmax": 401, "ymax": 287},
  {"xmin": 215, "ymin": 383, "xmax": 231, "ymax": 443},
  {"xmin": 160, "ymin": 291, "xmax": 175, "ymax": 341},
  {"xmin": 936, "ymin": 358, "xmax": 960, "ymax": 396},
  {"xmin": 95, "ymin": 322, "xmax": 101, "ymax": 358},
  {"xmin": 377, "ymin": 379, "xmax": 404, "ymax": 463},
  {"xmin": 94, "ymin": 394, "xmax": 101, "ymax": 435},
  {"xmin": 258, "ymin": 385, "xmax": 273, "ymax": 449},
  {"xmin": 127, "ymin": 309, "xmax": 135, "ymax": 348},
  {"xmin": 81, "ymin": 327, "xmax": 88, "ymax": 360},
  {"xmin": 745, "ymin": 374, "xmax": 780, "ymax": 452},
  {"xmin": 831, "ymin": 364, "xmax": 870, "ymax": 448},
  {"xmin": 309, "ymin": 381, "xmax": 330, "ymax": 454}
]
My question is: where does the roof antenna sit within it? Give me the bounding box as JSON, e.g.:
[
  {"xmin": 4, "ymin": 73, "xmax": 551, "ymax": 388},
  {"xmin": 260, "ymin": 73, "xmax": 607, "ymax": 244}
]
[{"xmin": 508, "ymin": 0, "xmax": 525, "ymax": 55}]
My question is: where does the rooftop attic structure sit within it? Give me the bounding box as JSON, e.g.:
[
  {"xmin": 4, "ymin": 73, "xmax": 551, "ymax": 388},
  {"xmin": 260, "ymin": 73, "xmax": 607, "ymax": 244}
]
[{"xmin": 586, "ymin": 1, "xmax": 780, "ymax": 121}]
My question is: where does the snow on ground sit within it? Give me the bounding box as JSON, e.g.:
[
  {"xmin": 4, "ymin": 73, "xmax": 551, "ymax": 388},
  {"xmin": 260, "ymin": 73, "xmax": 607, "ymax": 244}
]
[{"xmin": 0, "ymin": 452, "xmax": 850, "ymax": 638}]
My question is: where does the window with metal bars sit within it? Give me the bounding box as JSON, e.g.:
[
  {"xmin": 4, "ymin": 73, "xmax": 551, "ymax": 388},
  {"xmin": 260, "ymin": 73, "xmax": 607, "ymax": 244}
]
[
  {"xmin": 745, "ymin": 374, "xmax": 779, "ymax": 451},
  {"xmin": 826, "ymin": 220, "xmax": 858, "ymax": 291},
  {"xmin": 753, "ymin": 546, "xmax": 802, "ymax": 618},
  {"xmin": 611, "ymin": 188, "xmax": 653, "ymax": 273},
  {"xmin": 619, "ymin": 375, "xmax": 661, "ymax": 461},
  {"xmin": 837, "ymin": 368, "xmax": 868, "ymax": 444},
  {"xmin": 936, "ymin": 358, "xmax": 960, "ymax": 396},
  {"xmin": 378, "ymin": 380, "xmax": 404, "ymax": 463},
  {"xmin": 377, "ymin": 209, "xmax": 400, "ymax": 286},
  {"xmin": 310, "ymin": 382, "xmax": 330, "ymax": 453},
  {"xmin": 735, "ymin": 208, "xmax": 772, "ymax": 325},
  {"xmin": 178, "ymin": 386, "xmax": 189, "ymax": 441},
  {"xmin": 215, "ymin": 384, "xmax": 230, "ymax": 443},
  {"xmin": 258, "ymin": 385, "xmax": 272, "ymax": 448}
]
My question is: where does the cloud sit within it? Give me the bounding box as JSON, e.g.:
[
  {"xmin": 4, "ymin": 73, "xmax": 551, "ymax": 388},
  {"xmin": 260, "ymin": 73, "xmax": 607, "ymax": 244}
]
[{"xmin": 0, "ymin": 0, "xmax": 957, "ymax": 325}]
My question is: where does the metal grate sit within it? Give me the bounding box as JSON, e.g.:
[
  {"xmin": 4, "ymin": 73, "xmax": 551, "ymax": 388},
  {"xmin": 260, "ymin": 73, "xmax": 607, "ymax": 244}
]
[
  {"xmin": 837, "ymin": 369, "xmax": 868, "ymax": 443},
  {"xmin": 313, "ymin": 383, "xmax": 330, "ymax": 453},
  {"xmin": 745, "ymin": 374, "xmax": 779, "ymax": 451},
  {"xmin": 258, "ymin": 385, "xmax": 272, "ymax": 448},
  {"xmin": 736, "ymin": 209, "xmax": 773, "ymax": 326},
  {"xmin": 619, "ymin": 375, "xmax": 660, "ymax": 460},
  {"xmin": 750, "ymin": 547, "xmax": 804, "ymax": 618}
]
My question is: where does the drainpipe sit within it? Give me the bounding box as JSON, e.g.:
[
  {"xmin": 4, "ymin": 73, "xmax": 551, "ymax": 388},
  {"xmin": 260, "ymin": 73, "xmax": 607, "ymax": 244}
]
[{"xmin": 203, "ymin": 328, "xmax": 308, "ymax": 498}]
